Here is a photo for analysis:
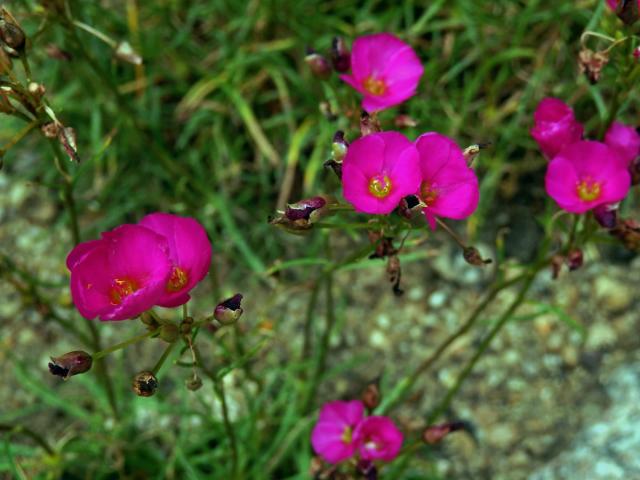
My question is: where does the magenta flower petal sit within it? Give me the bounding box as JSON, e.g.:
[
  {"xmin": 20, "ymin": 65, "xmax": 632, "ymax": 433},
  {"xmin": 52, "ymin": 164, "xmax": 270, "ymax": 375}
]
[
  {"xmin": 605, "ymin": 121, "xmax": 640, "ymax": 166},
  {"xmin": 139, "ymin": 213, "xmax": 212, "ymax": 308},
  {"xmin": 68, "ymin": 224, "xmax": 173, "ymax": 321},
  {"xmin": 531, "ymin": 98, "xmax": 584, "ymax": 159},
  {"xmin": 353, "ymin": 416, "xmax": 403, "ymax": 462},
  {"xmin": 311, "ymin": 400, "xmax": 364, "ymax": 464},
  {"xmin": 342, "ymin": 132, "xmax": 421, "ymax": 215},
  {"xmin": 340, "ymin": 33, "xmax": 423, "ymax": 113},
  {"xmin": 414, "ymin": 132, "xmax": 479, "ymax": 229},
  {"xmin": 545, "ymin": 141, "xmax": 631, "ymax": 214}
]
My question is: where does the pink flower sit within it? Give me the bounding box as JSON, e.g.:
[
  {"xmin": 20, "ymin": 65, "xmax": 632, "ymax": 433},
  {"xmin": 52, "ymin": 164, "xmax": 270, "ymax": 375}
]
[
  {"xmin": 353, "ymin": 416, "xmax": 403, "ymax": 462},
  {"xmin": 531, "ymin": 98, "xmax": 584, "ymax": 159},
  {"xmin": 545, "ymin": 141, "xmax": 631, "ymax": 214},
  {"xmin": 139, "ymin": 213, "xmax": 212, "ymax": 308},
  {"xmin": 415, "ymin": 132, "xmax": 479, "ymax": 230},
  {"xmin": 311, "ymin": 400, "xmax": 364, "ymax": 464},
  {"xmin": 68, "ymin": 225, "xmax": 172, "ymax": 321},
  {"xmin": 340, "ymin": 33, "xmax": 424, "ymax": 113},
  {"xmin": 605, "ymin": 121, "xmax": 640, "ymax": 166},
  {"xmin": 342, "ymin": 132, "xmax": 421, "ymax": 215}
]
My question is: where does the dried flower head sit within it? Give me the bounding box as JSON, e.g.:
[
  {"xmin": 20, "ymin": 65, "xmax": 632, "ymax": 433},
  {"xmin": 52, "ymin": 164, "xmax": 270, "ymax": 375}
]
[{"xmin": 48, "ymin": 351, "xmax": 93, "ymax": 380}]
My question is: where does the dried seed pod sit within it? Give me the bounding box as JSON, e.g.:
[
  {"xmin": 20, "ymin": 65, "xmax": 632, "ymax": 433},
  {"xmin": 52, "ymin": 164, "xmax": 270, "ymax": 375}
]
[
  {"xmin": 462, "ymin": 246, "xmax": 492, "ymax": 266},
  {"xmin": 185, "ymin": 375, "xmax": 203, "ymax": 391},
  {"xmin": 132, "ymin": 371, "xmax": 158, "ymax": 397}
]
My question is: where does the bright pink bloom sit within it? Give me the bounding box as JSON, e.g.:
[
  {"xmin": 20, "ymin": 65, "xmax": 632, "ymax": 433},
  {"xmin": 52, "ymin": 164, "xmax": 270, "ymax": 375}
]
[
  {"xmin": 353, "ymin": 416, "xmax": 403, "ymax": 462},
  {"xmin": 311, "ymin": 400, "xmax": 364, "ymax": 464},
  {"xmin": 415, "ymin": 132, "xmax": 479, "ymax": 230},
  {"xmin": 545, "ymin": 141, "xmax": 631, "ymax": 214},
  {"xmin": 340, "ymin": 33, "xmax": 424, "ymax": 113},
  {"xmin": 605, "ymin": 121, "xmax": 640, "ymax": 166},
  {"xmin": 68, "ymin": 225, "xmax": 172, "ymax": 321},
  {"xmin": 139, "ymin": 213, "xmax": 212, "ymax": 308},
  {"xmin": 342, "ymin": 131, "xmax": 421, "ymax": 215},
  {"xmin": 531, "ymin": 98, "xmax": 584, "ymax": 159}
]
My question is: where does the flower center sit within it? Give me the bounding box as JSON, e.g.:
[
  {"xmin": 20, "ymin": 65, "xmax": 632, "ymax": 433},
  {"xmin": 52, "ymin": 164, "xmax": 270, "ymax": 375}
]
[
  {"xmin": 109, "ymin": 277, "xmax": 139, "ymax": 305},
  {"xmin": 369, "ymin": 174, "xmax": 392, "ymax": 198},
  {"xmin": 363, "ymin": 76, "xmax": 387, "ymax": 96},
  {"xmin": 420, "ymin": 181, "xmax": 438, "ymax": 207},
  {"xmin": 341, "ymin": 426, "xmax": 353, "ymax": 445},
  {"xmin": 166, "ymin": 266, "xmax": 189, "ymax": 292},
  {"xmin": 576, "ymin": 178, "xmax": 602, "ymax": 202},
  {"xmin": 364, "ymin": 438, "xmax": 380, "ymax": 451}
]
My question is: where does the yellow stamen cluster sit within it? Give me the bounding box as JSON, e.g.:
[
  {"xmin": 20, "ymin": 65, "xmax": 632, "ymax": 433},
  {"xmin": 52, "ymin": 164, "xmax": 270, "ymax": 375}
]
[
  {"xmin": 369, "ymin": 175, "xmax": 393, "ymax": 198},
  {"xmin": 109, "ymin": 277, "xmax": 139, "ymax": 305},
  {"xmin": 576, "ymin": 178, "xmax": 601, "ymax": 202},
  {"xmin": 363, "ymin": 76, "xmax": 387, "ymax": 96}
]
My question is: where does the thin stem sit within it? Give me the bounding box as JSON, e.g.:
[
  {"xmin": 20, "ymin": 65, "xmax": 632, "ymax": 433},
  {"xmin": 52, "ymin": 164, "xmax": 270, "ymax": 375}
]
[
  {"xmin": 72, "ymin": 20, "xmax": 117, "ymax": 48},
  {"xmin": 0, "ymin": 424, "xmax": 55, "ymax": 456},
  {"xmin": 214, "ymin": 379, "xmax": 239, "ymax": 479},
  {"xmin": 48, "ymin": 140, "xmax": 80, "ymax": 245},
  {"xmin": 152, "ymin": 341, "xmax": 176, "ymax": 375},
  {"xmin": 301, "ymin": 277, "xmax": 321, "ymax": 361},
  {"xmin": 379, "ymin": 271, "xmax": 527, "ymax": 414},
  {"xmin": 87, "ymin": 321, "xmax": 118, "ymax": 419},
  {"xmin": 93, "ymin": 330, "xmax": 155, "ymax": 360},
  {"xmin": 436, "ymin": 218, "xmax": 466, "ymax": 249}
]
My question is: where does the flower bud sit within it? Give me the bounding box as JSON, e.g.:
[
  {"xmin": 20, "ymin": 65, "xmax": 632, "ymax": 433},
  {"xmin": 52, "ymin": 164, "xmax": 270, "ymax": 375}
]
[
  {"xmin": 186, "ymin": 375, "xmax": 203, "ymax": 391},
  {"xmin": 565, "ymin": 248, "xmax": 584, "ymax": 271},
  {"xmin": 305, "ymin": 48, "xmax": 331, "ymax": 79},
  {"xmin": 159, "ymin": 323, "xmax": 179, "ymax": 342},
  {"xmin": 361, "ymin": 379, "xmax": 381, "ymax": 412},
  {"xmin": 0, "ymin": 8, "xmax": 26, "ymax": 52},
  {"xmin": 578, "ymin": 49, "xmax": 609, "ymax": 84},
  {"xmin": 270, "ymin": 196, "xmax": 331, "ymax": 233},
  {"xmin": 593, "ymin": 204, "xmax": 618, "ymax": 229},
  {"xmin": 331, "ymin": 130, "xmax": 348, "ymax": 162},
  {"xmin": 614, "ymin": 0, "xmax": 639, "ymax": 25},
  {"xmin": 330, "ymin": 37, "xmax": 350, "ymax": 73},
  {"xmin": 214, "ymin": 293, "xmax": 243, "ymax": 325},
  {"xmin": 48, "ymin": 351, "xmax": 93, "ymax": 380},
  {"xmin": 423, "ymin": 421, "xmax": 468, "ymax": 445},
  {"xmin": 462, "ymin": 246, "xmax": 492, "ymax": 267},
  {"xmin": 132, "ymin": 371, "xmax": 158, "ymax": 397}
]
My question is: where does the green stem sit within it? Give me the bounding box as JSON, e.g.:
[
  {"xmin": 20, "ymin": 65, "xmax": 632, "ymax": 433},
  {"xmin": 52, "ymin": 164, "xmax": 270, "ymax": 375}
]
[
  {"xmin": 0, "ymin": 424, "xmax": 55, "ymax": 456},
  {"xmin": 48, "ymin": 140, "xmax": 80, "ymax": 245},
  {"xmin": 87, "ymin": 321, "xmax": 119, "ymax": 419},
  {"xmin": 301, "ymin": 277, "xmax": 321, "ymax": 361},
  {"xmin": 93, "ymin": 330, "xmax": 155, "ymax": 360},
  {"xmin": 214, "ymin": 379, "xmax": 239, "ymax": 478},
  {"xmin": 152, "ymin": 341, "xmax": 176, "ymax": 375}
]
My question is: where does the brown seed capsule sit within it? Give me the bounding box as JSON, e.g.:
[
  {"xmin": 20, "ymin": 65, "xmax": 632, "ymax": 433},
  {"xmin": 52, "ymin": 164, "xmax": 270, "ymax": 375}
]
[
  {"xmin": 185, "ymin": 375, "xmax": 203, "ymax": 391},
  {"xmin": 214, "ymin": 293, "xmax": 244, "ymax": 325},
  {"xmin": 462, "ymin": 246, "xmax": 492, "ymax": 266},
  {"xmin": 132, "ymin": 371, "xmax": 158, "ymax": 397},
  {"xmin": 48, "ymin": 351, "xmax": 93, "ymax": 380}
]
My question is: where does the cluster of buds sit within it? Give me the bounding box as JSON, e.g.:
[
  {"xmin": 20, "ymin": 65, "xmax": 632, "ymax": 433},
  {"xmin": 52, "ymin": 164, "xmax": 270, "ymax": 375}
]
[{"xmin": 304, "ymin": 36, "xmax": 350, "ymax": 80}]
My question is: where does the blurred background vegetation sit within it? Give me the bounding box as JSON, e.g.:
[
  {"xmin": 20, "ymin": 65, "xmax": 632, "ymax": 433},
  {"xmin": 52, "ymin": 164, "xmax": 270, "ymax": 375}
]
[{"xmin": 1, "ymin": 0, "xmax": 638, "ymax": 478}]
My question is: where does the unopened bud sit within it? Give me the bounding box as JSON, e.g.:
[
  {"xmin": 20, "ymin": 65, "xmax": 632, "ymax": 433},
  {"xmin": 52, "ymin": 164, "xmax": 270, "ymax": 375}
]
[
  {"xmin": 578, "ymin": 49, "xmax": 609, "ymax": 84},
  {"xmin": 270, "ymin": 196, "xmax": 331, "ymax": 233},
  {"xmin": 462, "ymin": 246, "xmax": 492, "ymax": 266},
  {"xmin": 214, "ymin": 293, "xmax": 243, "ymax": 325},
  {"xmin": 0, "ymin": 8, "xmax": 26, "ymax": 52},
  {"xmin": 186, "ymin": 375, "xmax": 203, "ymax": 391},
  {"xmin": 593, "ymin": 203, "xmax": 618, "ymax": 229},
  {"xmin": 305, "ymin": 48, "xmax": 331, "ymax": 79},
  {"xmin": 180, "ymin": 316, "xmax": 194, "ymax": 334},
  {"xmin": 331, "ymin": 131, "xmax": 348, "ymax": 162},
  {"xmin": 159, "ymin": 323, "xmax": 179, "ymax": 342},
  {"xmin": 48, "ymin": 351, "xmax": 92, "ymax": 380},
  {"xmin": 361, "ymin": 379, "xmax": 381, "ymax": 411},
  {"xmin": 423, "ymin": 421, "xmax": 468, "ymax": 445},
  {"xmin": 614, "ymin": 0, "xmax": 639, "ymax": 25},
  {"xmin": 132, "ymin": 371, "xmax": 158, "ymax": 397},
  {"xmin": 360, "ymin": 111, "xmax": 381, "ymax": 136},
  {"xmin": 330, "ymin": 37, "xmax": 350, "ymax": 73},
  {"xmin": 565, "ymin": 248, "xmax": 584, "ymax": 271}
]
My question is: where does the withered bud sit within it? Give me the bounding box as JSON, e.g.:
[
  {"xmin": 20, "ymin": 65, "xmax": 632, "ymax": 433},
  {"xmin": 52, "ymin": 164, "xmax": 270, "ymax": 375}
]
[
  {"xmin": 610, "ymin": 218, "xmax": 640, "ymax": 252},
  {"xmin": 361, "ymin": 379, "xmax": 381, "ymax": 411},
  {"xmin": 58, "ymin": 126, "xmax": 79, "ymax": 162},
  {"xmin": 615, "ymin": 0, "xmax": 639, "ymax": 25},
  {"xmin": 186, "ymin": 375, "xmax": 203, "ymax": 391},
  {"xmin": 394, "ymin": 114, "xmax": 417, "ymax": 128},
  {"xmin": 40, "ymin": 122, "xmax": 60, "ymax": 139},
  {"xmin": 360, "ymin": 111, "xmax": 381, "ymax": 136},
  {"xmin": 48, "ymin": 351, "xmax": 92, "ymax": 380},
  {"xmin": 423, "ymin": 421, "xmax": 468, "ymax": 445},
  {"xmin": 28, "ymin": 82, "xmax": 46, "ymax": 100},
  {"xmin": 45, "ymin": 44, "xmax": 72, "ymax": 61},
  {"xmin": 550, "ymin": 254, "xmax": 564, "ymax": 280},
  {"xmin": 368, "ymin": 232, "xmax": 397, "ymax": 259},
  {"xmin": 462, "ymin": 246, "xmax": 492, "ymax": 267},
  {"xmin": 331, "ymin": 130, "xmax": 348, "ymax": 162},
  {"xmin": 305, "ymin": 48, "xmax": 331, "ymax": 79},
  {"xmin": 593, "ymin": 203, "xmax": 618, "ymax": 229},
  {"xmin": 387, "ymin": 255, "xmax": 403, "ymax": 296},
  {"xmin": 330, "ymin": 37, "xmax": 350, "ymax": 73},
  {"xmin": 114, "ymin": 41, "xmax": 142, "ymax": 65},
  {"xmin": 270, "ymin": 196, "xmax": 331, "ymax": 233},
  {"xmin": 159, "ymin": 323, "xmax": 179, "ymax": 342},
  {"xmin": 578, "ymin": 49, "xmax": 609, "ymax": 84},
  {"xmin": 132, "ymin": 371, "xmax": 158, "ymax": 397},
  {"xmin": 0, "ymin": 8, "xmax": 26, "ymax": 52},
  {"xmin": 398, "ymin": 194, "xmax": 425, "ymax": 219},
  {"xmin": 214, "ymin": 293, "xmax": 243, "ymax": 325},
  {"xmin": 565, "ymin": 248, "xmax": 584, "ymax": 271}
]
